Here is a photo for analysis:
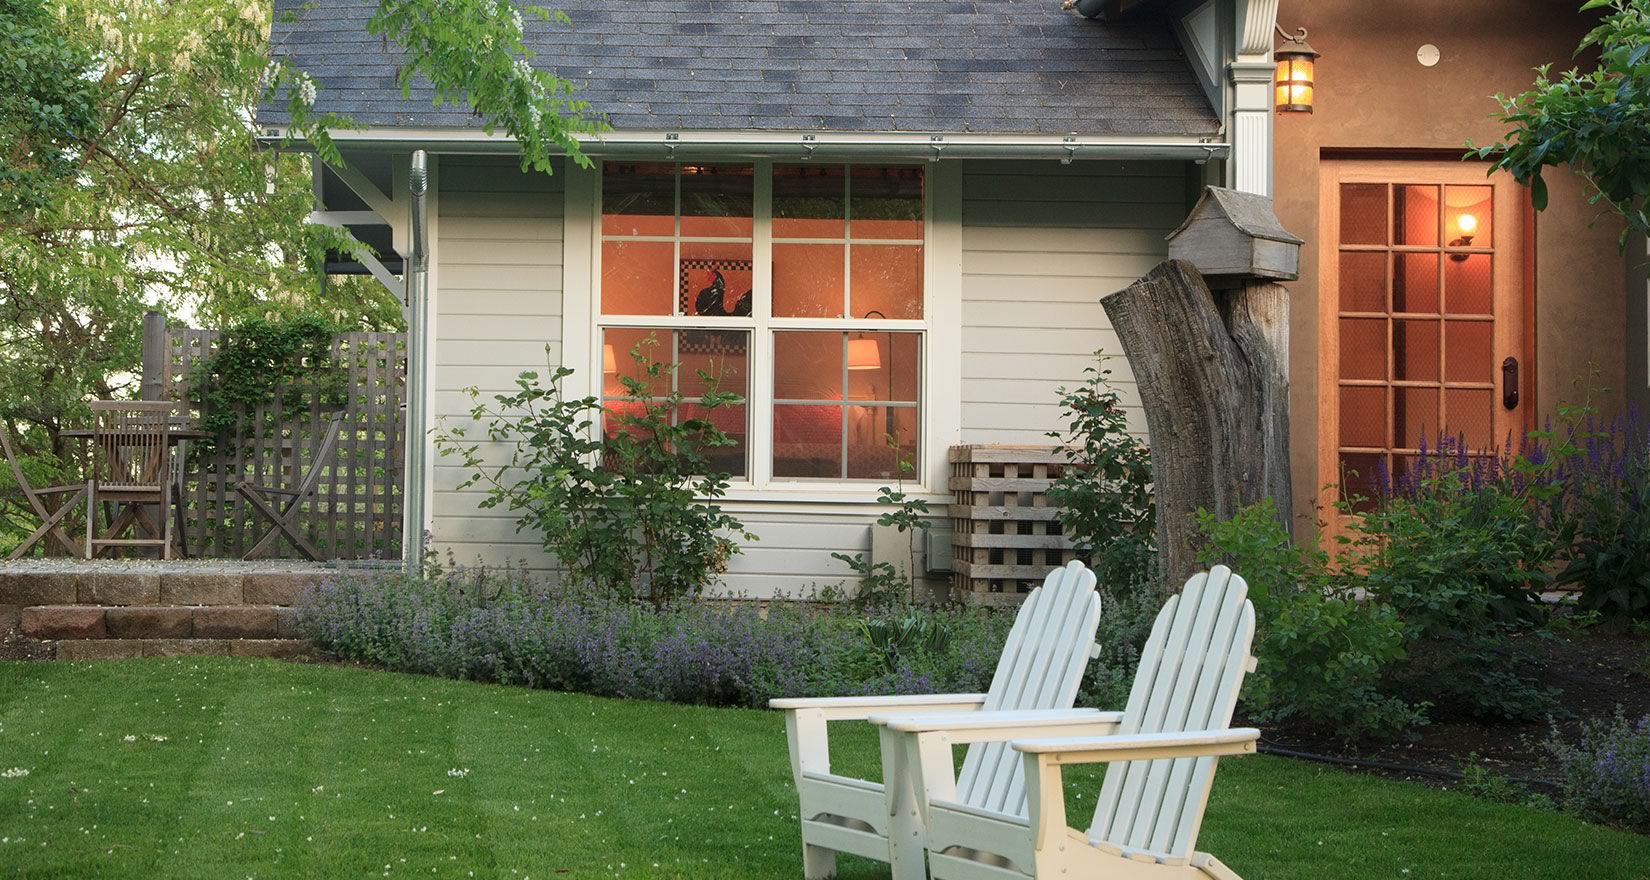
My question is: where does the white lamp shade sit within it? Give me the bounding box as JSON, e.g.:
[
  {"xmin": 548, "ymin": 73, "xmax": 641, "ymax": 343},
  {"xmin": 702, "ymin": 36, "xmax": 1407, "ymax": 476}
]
[
  {"xmin": 602, "ymin": 344, "xmax": 618, "ymax": 374},
  {"xmin": 847, "ymin": 338, "xmax": 881, "ymax": 371}
]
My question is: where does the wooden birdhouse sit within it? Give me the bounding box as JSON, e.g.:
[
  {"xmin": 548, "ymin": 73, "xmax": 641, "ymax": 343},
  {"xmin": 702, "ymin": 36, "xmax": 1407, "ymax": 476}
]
[{"xmin": 1166, "ymin": 186, "xmax": 1303, "ymax": 285}]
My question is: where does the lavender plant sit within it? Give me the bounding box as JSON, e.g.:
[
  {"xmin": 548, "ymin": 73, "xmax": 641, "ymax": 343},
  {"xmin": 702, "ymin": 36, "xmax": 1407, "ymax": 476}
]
[
  {"xmin": 1546, "ymin": 711, "xmax": 1650, "ymax": 831},
  {"xmin": 1541, "ymin": 406, "xmax": 1650, "ymax": 625},
  {"xmin": 1373, "ymin": 396, "xmax": 1650, "ymax": 627},
  {"xmin": 296, "ymin": 564, "xmax": 1014, "ymax": 709}
]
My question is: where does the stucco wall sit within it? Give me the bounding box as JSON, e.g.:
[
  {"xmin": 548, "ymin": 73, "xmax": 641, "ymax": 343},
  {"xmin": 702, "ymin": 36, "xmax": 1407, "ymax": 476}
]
[{"xmin": 1272, "ymin": 0, "xmax": 1629, "ymax": 527}]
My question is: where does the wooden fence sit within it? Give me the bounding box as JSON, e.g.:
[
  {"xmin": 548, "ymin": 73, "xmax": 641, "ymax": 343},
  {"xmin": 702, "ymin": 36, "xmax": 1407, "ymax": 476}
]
[{"xmin": 142, "ymin": 315, "xmax": 407, "ymax": 560}]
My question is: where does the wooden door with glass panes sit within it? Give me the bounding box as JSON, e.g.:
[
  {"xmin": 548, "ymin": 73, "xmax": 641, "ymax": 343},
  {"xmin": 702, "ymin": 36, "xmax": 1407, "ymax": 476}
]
[{"xmin": 1320, "ymin": 160, "xmax": 1528, "ymax": 523}]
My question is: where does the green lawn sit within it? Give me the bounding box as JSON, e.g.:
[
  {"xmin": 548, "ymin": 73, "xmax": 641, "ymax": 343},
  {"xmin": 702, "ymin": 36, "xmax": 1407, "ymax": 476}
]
[{"xmin": 0, "ymin": 660, "xmax": 1645, "ymax": 879}]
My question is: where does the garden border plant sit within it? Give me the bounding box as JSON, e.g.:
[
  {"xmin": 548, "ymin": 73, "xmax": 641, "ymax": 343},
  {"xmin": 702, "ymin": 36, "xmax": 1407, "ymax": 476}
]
[
  {"xmin": 1046, "ymin": 354, "xmax": 1157, "ymax": 594},
  {"xmin": 436, "ymin": 336, "xmax": 753, "ymax": 606},
  {"xmin": 1198, "ymin": 382, "xmax": 1650, "ymax": 740},
  {"xmin": 1197, "ymin": 499, "xmax": 1423, "ymax": 740},
  {"xmin": 296, "ymin": 558, "xmax": 1014, "ymax": 709},
  {"xmin": 1535, "ymin": 397, "xmax": 1650, "ymax": 626},
  {"xmin": 1545, "ymin": 709, "xmax": 1650, "ymax": 831}
]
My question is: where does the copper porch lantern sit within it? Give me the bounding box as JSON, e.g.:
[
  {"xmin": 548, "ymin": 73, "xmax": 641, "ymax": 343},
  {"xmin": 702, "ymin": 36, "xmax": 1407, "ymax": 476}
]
[{"xmin": 1274, "ymin": 27, "xmax": 1320, "ymax": 113}]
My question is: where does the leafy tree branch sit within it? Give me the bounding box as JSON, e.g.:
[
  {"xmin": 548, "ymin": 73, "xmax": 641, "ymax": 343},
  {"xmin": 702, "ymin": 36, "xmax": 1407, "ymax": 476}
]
[
  {"xmin": 1471, "ymin": 0, "xmax": 1650, "ymax": 246},
  {"xmin": 270, "ymin": 0, "xmax": 601, "ymax": 173}
]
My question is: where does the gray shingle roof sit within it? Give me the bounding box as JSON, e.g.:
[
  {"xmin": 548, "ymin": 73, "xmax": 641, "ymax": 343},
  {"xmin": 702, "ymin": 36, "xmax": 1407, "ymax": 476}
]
[{"xmin": 261, "ymin": 0, "xmax": 1218, "ymax": 136}]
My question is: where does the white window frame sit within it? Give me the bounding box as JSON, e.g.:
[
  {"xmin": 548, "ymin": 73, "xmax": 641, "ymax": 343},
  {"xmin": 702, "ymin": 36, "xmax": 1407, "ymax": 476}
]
[{"xmin": 583, "ymin": 158, "xmax": 940, "ymax": 497}]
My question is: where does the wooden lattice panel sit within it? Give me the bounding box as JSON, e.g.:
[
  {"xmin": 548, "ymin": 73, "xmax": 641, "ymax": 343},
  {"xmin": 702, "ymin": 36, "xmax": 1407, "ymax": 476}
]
[
  {"xmin": 156, "ymin": 328, "xmax": 407, "ymax": 561},
  {"xmin": 949, "ymin": 445, "xmax": 1078, "ymax": 605}
]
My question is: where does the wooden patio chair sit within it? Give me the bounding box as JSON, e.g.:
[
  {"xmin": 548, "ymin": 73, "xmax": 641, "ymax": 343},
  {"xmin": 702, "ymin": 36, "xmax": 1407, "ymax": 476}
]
[
  {"xmin": 0, "ymin": 423, "xmax": 87, "ymax": 559},
  {"xmin": 771, "ymin": 560, "xmax": 1106, "ymax": 880},
  {"xmin": 86, "ymin": 400, "xmax": 177, "ymax": 559},
  {"xmin": 888, "ymin": 566, "xmax": 1260, "ymax": 880},
  {"xmin": 235, "ymin": 412, "xmax": 346, "ymax": 561}
]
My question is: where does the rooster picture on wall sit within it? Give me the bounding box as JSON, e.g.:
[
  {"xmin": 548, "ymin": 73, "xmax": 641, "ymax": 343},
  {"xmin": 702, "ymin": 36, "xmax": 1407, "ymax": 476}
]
[{"xmin": 691, "ymin": 269, "xmax": 753, "ymax": 317}]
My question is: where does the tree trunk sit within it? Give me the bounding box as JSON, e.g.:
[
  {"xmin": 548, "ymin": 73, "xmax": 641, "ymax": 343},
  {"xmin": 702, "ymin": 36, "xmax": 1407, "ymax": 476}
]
[{"xmin": 1100, "ymin": 260, "xmax": 1292, "ymax": 587}]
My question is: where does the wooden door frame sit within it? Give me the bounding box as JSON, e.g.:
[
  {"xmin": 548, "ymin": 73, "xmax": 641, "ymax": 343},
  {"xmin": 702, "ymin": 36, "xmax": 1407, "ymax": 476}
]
[{"xmin": 1316, "ymin": 157, "xmax": 1537, "ymax": 530}]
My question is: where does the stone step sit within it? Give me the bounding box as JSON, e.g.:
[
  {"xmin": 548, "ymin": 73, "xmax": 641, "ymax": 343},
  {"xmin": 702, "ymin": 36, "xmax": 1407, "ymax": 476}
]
[
  {"xmin": 55, "ymin": 639, "xmax": 313, "ymax": 661},
  {"xmin": 21, "ymin": 605, "xmax": 301, "ymax": 641},
  {"xmin": 0, "ymin": 569, "xmax": 337, "ymax": 607}
]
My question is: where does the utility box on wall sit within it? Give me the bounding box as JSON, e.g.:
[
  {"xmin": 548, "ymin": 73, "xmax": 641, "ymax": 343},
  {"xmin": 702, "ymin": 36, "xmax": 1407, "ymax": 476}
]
[
  {"xmin": 869, "ymin": 522, "xmax": 914, "ymax": 590},
  {"xmin": 1166, "ymin": 186, "xmax": 1303, "ymax": 284}
]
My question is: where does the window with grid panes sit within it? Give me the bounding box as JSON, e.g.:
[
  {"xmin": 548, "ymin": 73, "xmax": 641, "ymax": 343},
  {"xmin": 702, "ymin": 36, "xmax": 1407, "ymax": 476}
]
[
  {"xmin": 597, "ymin": 163, "xmax": 925, "ymax": 485},
  {"xmin": 1335, "ymin": 181, "xmax": 1498, "ymax": 509}
]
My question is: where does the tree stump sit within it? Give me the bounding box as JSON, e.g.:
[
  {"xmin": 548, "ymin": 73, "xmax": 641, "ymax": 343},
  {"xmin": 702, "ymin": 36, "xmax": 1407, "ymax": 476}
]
[{"xmin": 1100, "ymin": 259, "xmax": 1292, "ymax": 587}]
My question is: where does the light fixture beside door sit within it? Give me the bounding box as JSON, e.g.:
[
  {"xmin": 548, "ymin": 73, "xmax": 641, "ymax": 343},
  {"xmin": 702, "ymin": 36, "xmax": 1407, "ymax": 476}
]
[
  {"xmin": 1274, "ymin": 26, "xmax": 1320, "ymax": 114},
  {"xmin": 1449, "ymin": 212, "xmax": 1478, "ymax": 258}
]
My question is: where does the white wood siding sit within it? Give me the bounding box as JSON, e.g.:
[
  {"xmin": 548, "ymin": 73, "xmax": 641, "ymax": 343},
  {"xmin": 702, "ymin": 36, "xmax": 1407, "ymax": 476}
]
[
  {"xmin": 426, "ymin": 158, "xmax": 1187, "ymax": 597},
  {"xmin": 431, "ymin": 157, "xmax": 564, "ymax": 569},
  {"xmin": 959, "ymin": 160, "xmax": 1186, "ymax": 444}
]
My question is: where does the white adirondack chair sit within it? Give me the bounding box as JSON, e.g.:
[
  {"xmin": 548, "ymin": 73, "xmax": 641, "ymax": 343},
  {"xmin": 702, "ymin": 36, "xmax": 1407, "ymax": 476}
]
[
  {"xmin": 885, "ymin": 566, "xmax": 1259, "ymax": 880},
  {"xmin": 771, "ymin": 560, "xmax": 1108, "ymax": 880}
]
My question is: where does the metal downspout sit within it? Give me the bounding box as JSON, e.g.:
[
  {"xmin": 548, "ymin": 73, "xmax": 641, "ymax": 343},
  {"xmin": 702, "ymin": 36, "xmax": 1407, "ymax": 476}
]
[{"xmin": 404, "ymin": 150, "xmax": 429, "ymax": 575}]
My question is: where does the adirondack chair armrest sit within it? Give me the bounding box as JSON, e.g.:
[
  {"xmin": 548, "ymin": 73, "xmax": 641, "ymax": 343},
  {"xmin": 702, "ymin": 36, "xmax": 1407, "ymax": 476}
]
[
  {"xmin": 873, "ymin": 708, "xmax": 1124, "ymax": 738},
  {"xmin": 769, "ymin": 693, "xmax": 987, "ymax": 721},
  {"xmin": 1012, "ymin": 727, "xmax": 1261, "ymax": 765},
  {"xmin": 776, "ymin": 694, "xmax": 988, "ymax": 782},
  {"xmin": 1014, "ymin": 728, "xmax": 1259, "ymax": 853}
]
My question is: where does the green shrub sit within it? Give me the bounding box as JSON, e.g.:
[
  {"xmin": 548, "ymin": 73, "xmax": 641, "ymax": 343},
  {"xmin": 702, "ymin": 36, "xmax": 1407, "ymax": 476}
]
[
  {"xmin": 1047, "ymin": 355, "xmax": 1156, "ymax": 592},
  {"xmin": 1351, "ymin": 440, "xmax": 1555, "ymax": 630},
  {"xmin": 1197, "ymin": 500, "xmax": 1421, "ymax": 740},
  {"xmin": 1077, "ymin": 583, "xmax": 1161, "ymax": 709},
  {"xmin": 436, "ymin": 338, "xmax": 752, "ymax": 606},
  {"xmin": 1457, "ymin": 754, "xmax": 1553, "ymax": 810},
  {"xmin": 1348, "ymin": 439, "xmax": 1561, "ymax": 721}
]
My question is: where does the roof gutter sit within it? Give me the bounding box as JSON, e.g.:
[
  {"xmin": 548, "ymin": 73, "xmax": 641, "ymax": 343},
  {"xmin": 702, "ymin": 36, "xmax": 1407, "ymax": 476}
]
[{"xmin": 260, "ymin": 127, "xmax": 1229, "ymax": 163}]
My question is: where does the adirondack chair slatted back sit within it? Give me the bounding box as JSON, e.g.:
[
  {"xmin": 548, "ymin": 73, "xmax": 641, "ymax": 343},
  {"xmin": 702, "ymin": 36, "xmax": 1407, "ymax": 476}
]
[
  {"xmin": 1087, "ymin": 565, "xmax": 1255, "ymax": 861},
  {"xmin": 955, "ymin": 560, "xmax": 1100, "ymax": 817}
]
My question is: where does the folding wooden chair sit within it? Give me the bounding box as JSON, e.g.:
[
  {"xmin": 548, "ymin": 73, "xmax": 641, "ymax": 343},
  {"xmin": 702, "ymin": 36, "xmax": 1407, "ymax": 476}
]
[
  {"xmin": 86, "ymin": 401, "xmax": 177, "ymax": 559},
  {"xmin": 0, "ymin": 423, "xmax": 87, "ymax": 559},
  {"xmin": 235, "ymin": 412, "xmax": 346, "ymax": 561}
]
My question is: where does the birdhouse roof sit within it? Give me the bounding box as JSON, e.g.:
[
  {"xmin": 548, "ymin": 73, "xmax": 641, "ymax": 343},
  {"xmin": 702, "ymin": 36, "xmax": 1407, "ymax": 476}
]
[{"xmin": 1168, "ymin": 186, "xmax": 1304, "ymax": 245}]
